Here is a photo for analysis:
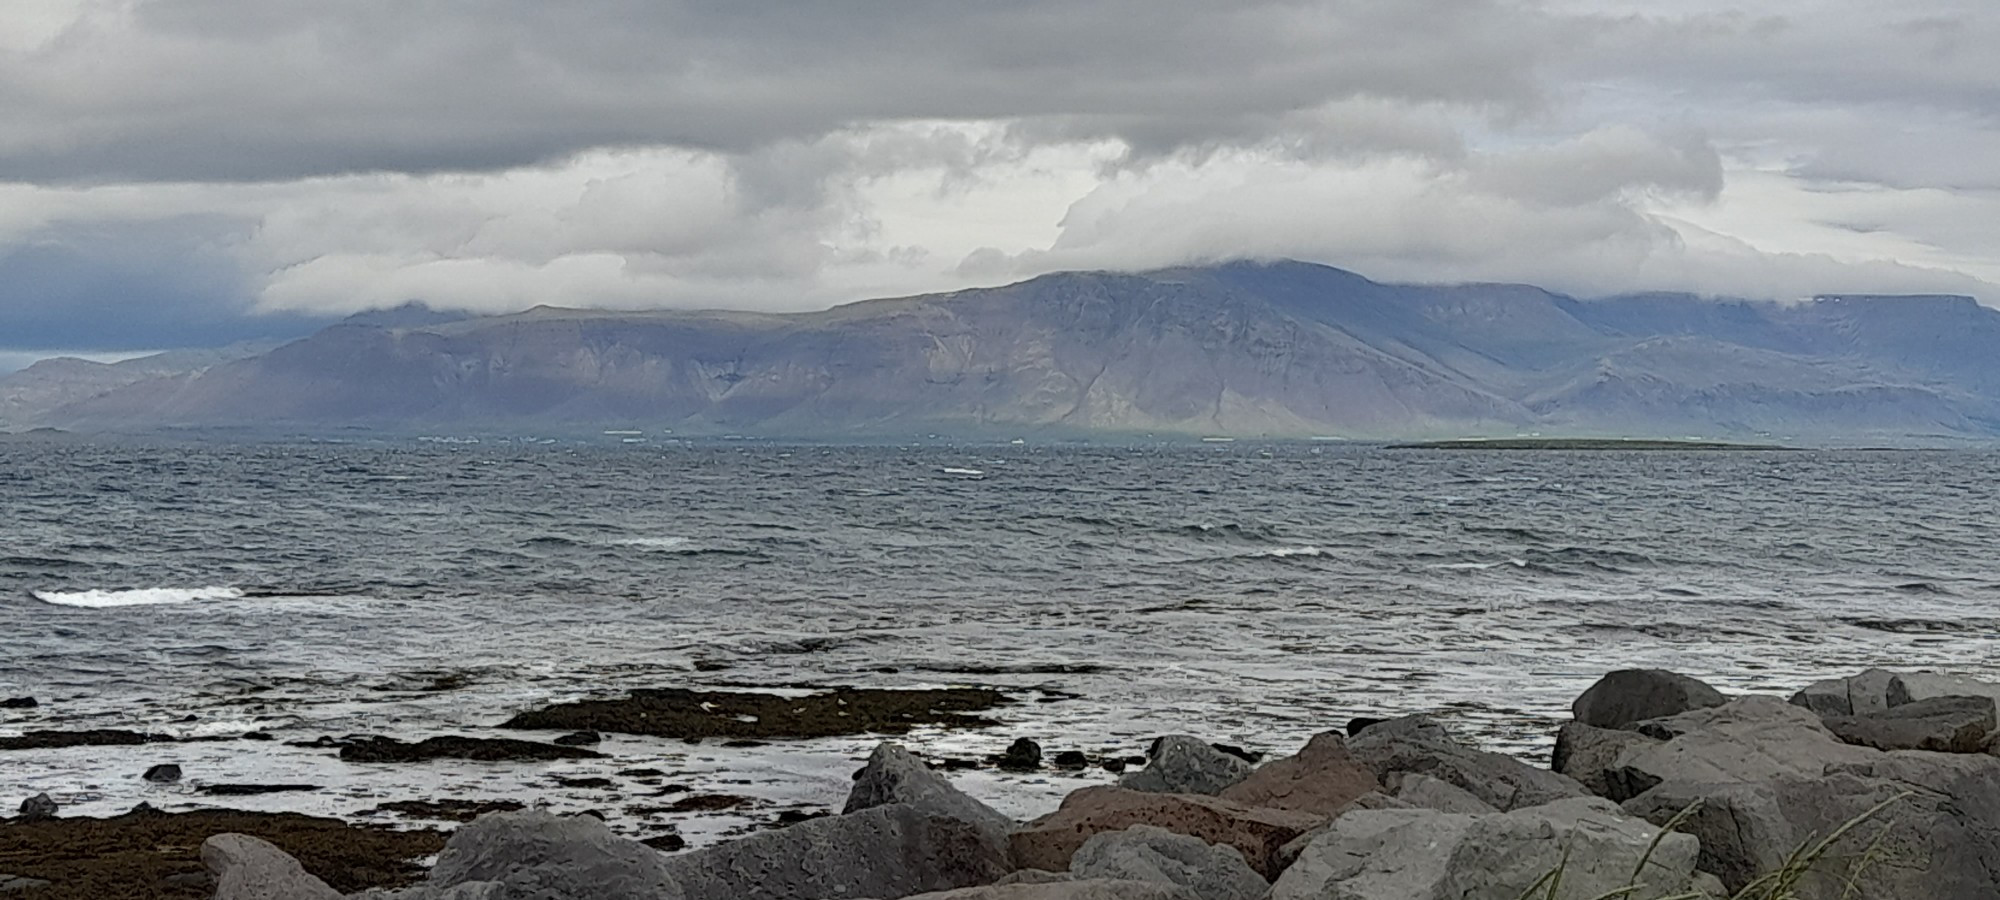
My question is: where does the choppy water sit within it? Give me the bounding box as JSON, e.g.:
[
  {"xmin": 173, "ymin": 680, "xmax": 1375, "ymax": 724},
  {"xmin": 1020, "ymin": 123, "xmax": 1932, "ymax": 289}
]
[{"xmin": 3, "ymin": 439, "xmax": 1999, "ymax": 843}]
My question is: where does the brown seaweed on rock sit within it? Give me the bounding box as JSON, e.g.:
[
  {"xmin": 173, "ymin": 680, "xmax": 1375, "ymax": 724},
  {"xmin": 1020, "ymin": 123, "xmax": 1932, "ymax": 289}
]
[{"xmin": 499, "ymin": 686, "xmax": 1011, "ymax": 739}]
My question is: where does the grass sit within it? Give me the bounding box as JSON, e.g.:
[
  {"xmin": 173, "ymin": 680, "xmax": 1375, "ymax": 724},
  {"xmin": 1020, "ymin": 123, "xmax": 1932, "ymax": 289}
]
[{"xmin": 1516, "ymin": 794, "xmax": 1910, "ymax": 900}]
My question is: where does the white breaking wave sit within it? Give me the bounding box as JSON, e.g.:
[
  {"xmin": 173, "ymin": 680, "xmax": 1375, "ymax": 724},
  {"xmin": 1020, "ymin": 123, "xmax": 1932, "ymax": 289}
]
[
  {"xmin": 941, "ymin": 467, "xmax": 985, "ymax": 476},
  {"xmin": 30, "ymin": 586, "xmax": 246, "ymax": 608},
  {"xmin": 1250, "ymin": 546, "xmax": 1325, "ymax": 559},
  {"xmin": 616, "ymin": 537, "xmax": 695, "ymax": 552}
]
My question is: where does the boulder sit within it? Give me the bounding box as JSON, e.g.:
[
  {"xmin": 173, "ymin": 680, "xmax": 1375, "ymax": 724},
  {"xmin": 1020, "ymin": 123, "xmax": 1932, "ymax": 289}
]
[
  {"xmin": 892, "ymin": 882, "xmax": 1200, "ymax": 900},
  {"xmin": 142, "ymin": 763, "xmax": 183, "ymax": 784},
  {"xmin": 1215, "ymin": 731, "xmax": 1378, "ymax": 815},
  {"xmin": 1347, "ymin": 716, "xmax": 1589, "ymax": 811},
  {"xmin": 201, "ymin": 833, "xmax": 342, "ymax": 900},
  {"xmin": 1009, "ymin": 786, "xmax": 1320, "ymax": 879},
  {"xmin": 667, "ymin": 803, "xmax": 1008, "ymax": 900},
  {"xmin": 1120, "ymin": 736, "xmax": 1253, "ymax": 796},
  {"xmin": 1069, "ymin": 826, "xmax": 1266, "ymax": 900},
  {"xmin": 999, "ymin": 738, "xmax": 1045, "ymax": 771},
  {"xmin": 552, "ymin": 730, "xmax": 602, "ymax": 746},
  {"xmin": 16, "ymin": 794, "xmax": 55, "ymax": 822},
  {"xmin": 1821, "ymin": 695, "xmax": 1996, "ymax": 753},
  {"xmin": 1271, "ymin": 792, "xmax": 1413, "ymax": 873},
  {"xmin": 1551, "ymin": 721, "xmax": 1662, "ymax": 799},
  {"xmin": 0, "ymin": 697, "xmax": 35, "ymax": 709},
  {"xmin": 844, "ymin": 743, "xmax": 1015, "ymax": 850},
  {"xmin": 1599, "ymin": 697, "xmax": 1878, "ymax": 801},
  {"xmin": 0, "ymin": 875, "xmax": 53, "ymax": 892},
  {"xmin": 349, "ymin": 883, "xmax": 507, "ymax": 900},
  {"xmin": 1572, "ymin": 669, "xmax": 1728, "ymax": 730},
  {"xmin": 1388, "ymin": 773, "xmax": 1496, "ymax": 814},
  {"xmin": 997, "ymin": 870, "xmax": 1074, "ymax": 885},
  {"xmin": 429, "ymin": 810, "xmax": 685, "ymax": 900},
  {"xmin": 1272, "ymin": 797, "xmax": 1702, "ymax": 900},
  {"xmin": 1789, "ymin": 669, "xmax": 1898, "ymax": 718},
  {"xmin": 1887, "ymin": 672, "xmax": 2000, "ymax": 708}
]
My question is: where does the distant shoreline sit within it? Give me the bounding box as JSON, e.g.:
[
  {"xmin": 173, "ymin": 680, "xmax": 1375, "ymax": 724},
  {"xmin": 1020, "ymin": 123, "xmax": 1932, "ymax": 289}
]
[{"xmin": 1387, "ymin": 438, "xmax": 1797, "ymax": 451}]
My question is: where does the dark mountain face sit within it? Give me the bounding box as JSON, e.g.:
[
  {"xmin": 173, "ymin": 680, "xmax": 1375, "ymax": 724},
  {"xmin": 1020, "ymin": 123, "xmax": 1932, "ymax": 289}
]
[{"xmin": 6, "ymin": 261, "xmax": 1998, "ymax": 440}]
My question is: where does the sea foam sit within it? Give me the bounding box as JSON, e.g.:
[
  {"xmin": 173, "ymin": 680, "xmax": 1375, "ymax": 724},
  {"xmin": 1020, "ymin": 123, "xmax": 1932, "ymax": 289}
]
[{"xmin": 30, "ymin": 586, "xmax": 246, "ymax": 608}]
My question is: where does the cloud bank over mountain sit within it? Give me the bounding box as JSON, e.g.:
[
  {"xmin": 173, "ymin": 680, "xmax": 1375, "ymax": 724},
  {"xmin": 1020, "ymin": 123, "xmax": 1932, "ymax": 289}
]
[{"xmin": 2, "ymin": 0, "xmax": 1997, "ymax": 354}]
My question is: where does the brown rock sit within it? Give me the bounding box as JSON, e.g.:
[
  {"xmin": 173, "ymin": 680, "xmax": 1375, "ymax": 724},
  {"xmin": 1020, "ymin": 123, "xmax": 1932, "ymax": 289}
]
[
  {"xmin": 1007, "ymin": 786, "xmax": 1319, "ymax": 879},
  {"xmin": 1217, "ymin": 731, "xmax": 1379, "ymax": 816}
]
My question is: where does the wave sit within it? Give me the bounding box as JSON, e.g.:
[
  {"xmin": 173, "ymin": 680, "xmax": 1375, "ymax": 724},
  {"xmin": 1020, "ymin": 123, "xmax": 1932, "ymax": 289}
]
[
  {"xmin": 31, "ymin": 586, "xmax": 245, "ymax": 608},
  {"xmin": 940, "ymin": 467, "xmax": 985, "ymax": 477},
  {"xmin": 615, "ymin": 537, "xmax": 695, "ymax": 552}
]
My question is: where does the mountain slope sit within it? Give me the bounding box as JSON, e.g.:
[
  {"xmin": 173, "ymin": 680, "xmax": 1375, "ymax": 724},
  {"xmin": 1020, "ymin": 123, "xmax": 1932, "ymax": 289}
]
[{"xmin": 18, "ymin": 261, "xmax": 2000, "ymax": 440}]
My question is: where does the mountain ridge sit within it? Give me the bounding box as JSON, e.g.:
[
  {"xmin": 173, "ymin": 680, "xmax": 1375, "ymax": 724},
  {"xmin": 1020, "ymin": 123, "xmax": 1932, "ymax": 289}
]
[{"xmin": 5, "ymin": 260, "xmax": 1997, "ymax": 440}]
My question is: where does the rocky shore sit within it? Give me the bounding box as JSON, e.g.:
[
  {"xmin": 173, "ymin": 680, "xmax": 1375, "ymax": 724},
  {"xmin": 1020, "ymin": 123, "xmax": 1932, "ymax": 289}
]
[{"xmin": 10, "ymin": 668, "xmax": 2000, "ymax": 899}]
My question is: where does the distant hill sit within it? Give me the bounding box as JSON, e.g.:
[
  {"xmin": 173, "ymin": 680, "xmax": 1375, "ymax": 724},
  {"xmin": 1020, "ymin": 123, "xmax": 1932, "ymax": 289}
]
[{"xmin": 5, "ymin": 262, "xmax": 1998, "ymax": 440}]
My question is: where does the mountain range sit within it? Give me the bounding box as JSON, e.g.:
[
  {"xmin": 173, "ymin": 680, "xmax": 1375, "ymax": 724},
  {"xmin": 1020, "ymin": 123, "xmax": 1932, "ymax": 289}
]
[{"xmin": 4, "ymin": 260, "xmax": 1998, "ymax": 441}]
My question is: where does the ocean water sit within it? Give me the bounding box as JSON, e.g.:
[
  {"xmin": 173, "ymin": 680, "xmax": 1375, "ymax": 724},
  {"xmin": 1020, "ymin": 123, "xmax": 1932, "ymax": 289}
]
[{"xmin": 3, "ymin": 439, "xmax": 1999, "ymax": 842}]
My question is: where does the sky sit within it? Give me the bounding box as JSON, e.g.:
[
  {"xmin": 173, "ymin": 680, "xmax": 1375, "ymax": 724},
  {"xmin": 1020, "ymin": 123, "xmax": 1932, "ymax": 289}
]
[{"xmin": 3, "ymin": 0, "xmax": 1999, "ymax": 360}]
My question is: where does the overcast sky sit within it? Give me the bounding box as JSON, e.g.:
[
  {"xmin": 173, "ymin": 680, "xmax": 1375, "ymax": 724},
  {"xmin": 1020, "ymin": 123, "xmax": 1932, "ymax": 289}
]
[{"xmin": 3, "ymin": 0, "xmax": 1998, "ymax": 357}]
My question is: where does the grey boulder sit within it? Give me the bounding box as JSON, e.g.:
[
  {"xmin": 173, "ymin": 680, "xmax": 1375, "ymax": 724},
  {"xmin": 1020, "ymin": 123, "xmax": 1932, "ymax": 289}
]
[
  {"xmin": 1551, "ymin": 721, "xmax": 1663, "ymax": 800},
  {"xmin": 202, "ymin": 833, "xmax": 342, "ymax": 900},
  {"xmin": 1069, "ymin": 826, "xmax": 1266, "ymax": 900},
  {"xmin": 1789, "ymin": 669, "xmax": 1898, "ymax": 718},
  {"xmin": 1386, "ymin": 773, "xmax": 1497, "ymax": 814},
  {"xmin": 1120, "ymin": 737, "xmax": 1255, "ymax": 796},
  {"xmin": 892, "ymin": 882, "xmax": 1200, "ymax": 900},
  {"xmin": 428, "ymin": 809, "xmax": 685, "ymax": 900},
  {"xmin": 1821, "ymin": 694, "xmax": 1997, "ymax": 753},
  {"xmin": 666, "ymin": 803, "xmax": 1008, "ymax": 900},
  {"xmin": 16, "ymin": 794, "xmax": 55, "ymax": 822},
  {"xmin": 1887, "ymin": 672, "xmax": 2000, "ymax": 708},
  {"xmin": 1347, "ymin": 715, "xmax": 1589, "ymax": 811},
  {"xmin": 1272, "ymin": 797, "xmax": 1702, "ymax": 900},
  {"xmin": 1572, "ymin": 669, "xmax": 1727, "ymax": 730},
  {"xmin": 846, "ymin": 742, "xmax": 1016, "ymax": 847},
  {"xmin": 1600, "ymin": 697, "xmax": 1879, "ymax": 801}
]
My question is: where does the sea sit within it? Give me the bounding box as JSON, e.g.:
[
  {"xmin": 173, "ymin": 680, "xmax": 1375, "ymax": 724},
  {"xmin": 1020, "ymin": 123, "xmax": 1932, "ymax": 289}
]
[{"xmin": 3, "ymin": 437, "xmax": 1998, "ymax": 844}]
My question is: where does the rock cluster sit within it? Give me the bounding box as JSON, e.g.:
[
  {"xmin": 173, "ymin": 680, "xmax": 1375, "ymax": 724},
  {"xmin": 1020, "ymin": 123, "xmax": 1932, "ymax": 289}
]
[{"xmin": 163, "ymin": 667, "xmax": 2000, "ymax": 900}]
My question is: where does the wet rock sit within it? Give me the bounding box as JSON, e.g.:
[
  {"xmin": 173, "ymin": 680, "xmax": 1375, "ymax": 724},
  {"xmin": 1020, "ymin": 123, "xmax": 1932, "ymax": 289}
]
[
  {"xmin": 1572, "ymin": 669, "xmax": 1728, "ymax": 730},
  {"xmin": 549, "ymin": 776, "xmax": 615, "ymax": 789},
  {"xmin": 845, "ymin": 743, "xmax": 1015, "ymax": 850},
  {"xmin": 199, "ymin": 784, "xmax": 322, "ymax": 796},
  {"xmin": 643, "ymin": 833, "xmax": 687, "ymax": 851},
  {"xmin": 1347, "ymin": 715, "xmax": 1588, "ymax": 811},
  {"xmin": 1053, "ymin": 750, "xmax": 1090, "ymax": 769},
  {"xmin": 339, "ymin": 735, "xmax": 602, "ymax": 763},
  {"xmin": 0, "ymin": 874, "xmax": 53, "ymax": 892},
  {"xmin": 658, "ymin": 794, "xmax": 756, "ymax": 813},
  {"xmin": 1551, "ymin": 721, "xmax": 1662, "ymax": 799},
  {"xmin": 1387, "ymin": 772, "xmax": 1497, "ymax": 814},
  {"xmin": 500, "ymin": 686, "xmax": 1010, "ymax": 740},
  {"xmin": 369, "ymin": 800, "xmax": 526, "ymax": 823},
  {"xmin": 1009, "ymin": 786, "xmax": 1320, "ymax": 879},
  {"xmin": 0, "ymin": 697, "xmax": 36, "ymax": 710},
  {"xmin": 17, "ymin": 794, "xmax": 56, "ymax": 822},
  {"xmin": 1272, "ymin": 797, "xmax": 1702, "ymax": 900},
  {"xmin": 1822, "ymin": 694, "xmax": 1997, "ymax": 753},
  {"xmin": 998, "ymin": 737, "xmax": 1044, "ymax": 771},
  {"xmin": 0, "ymin": 729, "xmax": 174, "ymax": 751},
  {"xmin": 1120, "ymin": 736, "xmax": 1253, "ymax": 796},
  {"xmin": 1101, "ymin": 758, "xmax": 1127, "ymax": 774},
  {"xmin": 1345, "ymin": 717, "xmax": 1386, "ymax": 737},
  {"xmin": 1207, "ymin": 744, "xmax": 1261, "ymax": 765},
  {"xmin": 895, "ymin": 883, "xmax": 1199, "ymax": 900},
  {"xmin": 552, "ymin": 730, "xmax": 601, "ymax": 747},
  {"xmin": 240, "ymin": 732, "xmax": 275, "ymax": 741},
  {"xmin": 1789, "ymin": 668, "xmax": 1898, "ymax": 718},
  {"xmin": 619, "ymin": 768, "xmax": 666, "ymax": 778},
  {"xmin": 202, "ymin": 833, "xmax": 342, "ymax": 900},
  {"xmin": 1069, "ymin": 825, "xmax": 1266, "ymax": 900},
  {"xmin": 665, "ymin": 803, "xmax": 1007, "ymax": 900},
  {"xmin": 429, "ymin": 810, "xmax": 685, "ymax": 900},
  {"xmin": 768, "ymin": 809, "xmax": 830, "ymax": 828},
  {"xmin": 1217, "ymin": 730, "xmax": 1379, "ymax": 816}
]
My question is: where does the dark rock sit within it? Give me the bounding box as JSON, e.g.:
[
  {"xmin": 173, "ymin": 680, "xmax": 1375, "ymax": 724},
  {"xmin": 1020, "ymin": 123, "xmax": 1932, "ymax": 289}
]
[
  {"xmin": 1345, "ymin": 717, "xmax": 1386, "ymax": 737},
  {"xmin": 143, "ymin": 764, "xmax": 183, "ymax": 784},
  {"xmin": 1789, "ymin": 668, "xmax": 1898, "ymax": 718},
  {"xmin": 240, "ymin": 731, "xmax": 275, "ymax": 741},
  {"xmin": 1120, "ymin": 736, "xmax": 1253, "ymax": 796},
  {"xmin": 1207, "ymin": 744, "xmax": 1261, "ymax": 765},
  {"xmin": 664, "ymin": 803, "xmax": 1007, "ymax": 900},
  {"xmin": 659, "ymin": 794, "xmax": 755, "ymax": 813},
  {"xmin": 1010, "ymin": 786, "xmax": 1321, "ymax": 879},
  {"xmin": 0, "ymin": 729, "xmax": 174, "ymax": 751},
  {"xmin": 643, "ymin": 833, "xmax": 687, "ymax": 852},
  {"xmin": 0, "ymin": 697, "xmax": 36, "ymax": 710},
  {"xmin": 1822, "ymin": 694, "xmax": 1997, "ymax": 753},
  {"xmin": 1053, "ymin": 750, "xmax": 1090, "ymax": 769},
  {"xmin": 769, "ymin": 809, "xmax": 830, "ymax": 828},
  {"xmin": 1571, "ymin": 669, "xmax": 1728, "ymax": 730},
  {"xmin": 619, "ymin": 768, "xmax": 667, "ymax": 778},
  {"xmin": 1346, "ymin": 715, "xmax": 1588, "ymax": 811},
  {"xmin": 1069, "ymin": 825, "xmax": 1265, "ymax": 900},
  {"xmin": 1101, "ymin": 758, "xmax": 1127, "ymax": 774},
  {"xmin": 198, "ymin": 784, "xmax": 324, "ymax": 796},
  {"xmin": 501, "ymin": 686, "xmax": 1010, "ymax": 740},
  {"xmin": 429, "ymin": 809, "xmax": 685, "ymax": 900},
  {"xmin": 553, "ymin": 731, "xmax": 602, "ymax": 746},
  {"xmin": 845, "ymin": 743, "xmax": 1015, "ymax": 851},
  {"xmin": 549, "ymin": 776, "xmax": 615, "ymax": 789},
  {"xmin": 203, "ymin": 833, "xmax": 342, "ymax": 900},
  {"xmin": 578, "ymin": 809, "xmax": 607, "ymax": 821},
  {"xmin": 998, "ymin": 737, "xmax": 1044, "ymax": 771},
  {"xmin": 1217, "ymin": 731, "xmax": 1381, "ymax": 816},
  {"xmin": 370, "ymin": 800, "xmax": 527, "ymax": 823},
  {"xmin": 339, "ymin": 735, "xmax": 602, "ymax": 763},
  {"xmin": 18, "ymin": 794, "xmax": 56, "ymax": 822}
]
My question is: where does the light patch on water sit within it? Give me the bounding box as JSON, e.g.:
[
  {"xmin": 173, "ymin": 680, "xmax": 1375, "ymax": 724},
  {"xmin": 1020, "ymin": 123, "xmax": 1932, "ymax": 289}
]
[{"xmin": 30, "ymin": 586, "xmax": 245, "ymax": 608}]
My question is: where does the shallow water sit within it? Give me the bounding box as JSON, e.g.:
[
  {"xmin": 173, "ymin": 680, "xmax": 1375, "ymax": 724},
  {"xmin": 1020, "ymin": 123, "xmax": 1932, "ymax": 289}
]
[{"xmin": 3, "ymin": 439, "xmax": 1998, "ymax": 843}]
